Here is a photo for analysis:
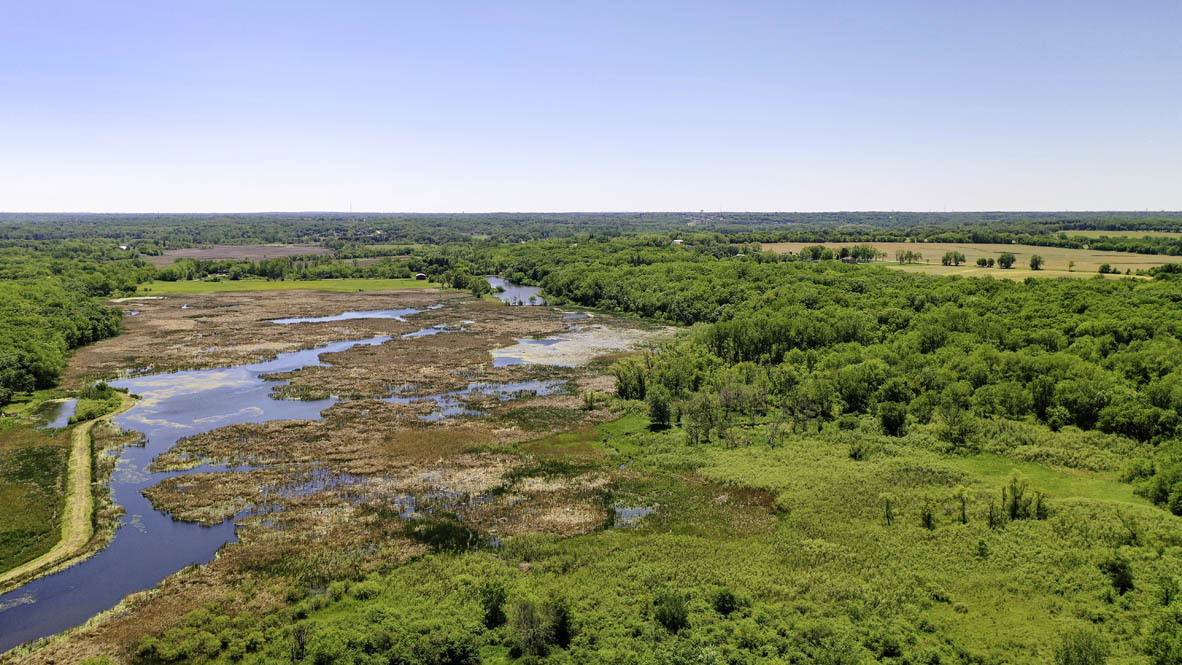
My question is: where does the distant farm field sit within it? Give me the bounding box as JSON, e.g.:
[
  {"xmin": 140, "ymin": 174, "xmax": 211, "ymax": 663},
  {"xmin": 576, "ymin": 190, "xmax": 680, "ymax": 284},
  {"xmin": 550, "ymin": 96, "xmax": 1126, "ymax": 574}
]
[
  {"xmin": 139, "ymin": 277, "xmax": 435, "ymax": 294},
  {"xmin": 758, "ymin": 241, "xmax": 1172, "ymax": 278},
  {"xmin": 1065, "ymin": 229, "xmax": 1182, "ymax": 239},
  {"xmin": 146, "ymin": 244, "xmax": 331, "ymax": 267}
]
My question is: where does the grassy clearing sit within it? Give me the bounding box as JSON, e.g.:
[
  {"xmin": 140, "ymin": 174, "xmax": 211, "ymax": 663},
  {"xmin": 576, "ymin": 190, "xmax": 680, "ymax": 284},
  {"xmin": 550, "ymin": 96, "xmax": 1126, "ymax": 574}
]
[
  {"xmin": 759, "ymin": 240, "xmax": 1170, "ymax": 274},
  {"xmin": 948, "ymin": 453, "xmax": 1145, "ymax": 506},
  {"xmin": 137, "ymin": 277, "xmax": 436, "ymax": 294}
]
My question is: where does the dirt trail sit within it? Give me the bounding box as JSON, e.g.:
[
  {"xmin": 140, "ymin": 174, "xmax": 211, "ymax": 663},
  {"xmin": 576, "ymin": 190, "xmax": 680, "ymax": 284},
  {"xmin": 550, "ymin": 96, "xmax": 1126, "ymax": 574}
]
[{"xmin": 0, "ymin": 393, "xmax": 136, "ymax": 592}]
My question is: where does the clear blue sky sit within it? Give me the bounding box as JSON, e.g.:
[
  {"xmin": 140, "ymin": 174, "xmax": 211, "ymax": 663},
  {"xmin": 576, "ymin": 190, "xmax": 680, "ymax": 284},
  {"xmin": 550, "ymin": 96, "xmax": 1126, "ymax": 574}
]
[{"xmin": 2, "ymin": 1, "xmax": 1179, "ymax": 212}]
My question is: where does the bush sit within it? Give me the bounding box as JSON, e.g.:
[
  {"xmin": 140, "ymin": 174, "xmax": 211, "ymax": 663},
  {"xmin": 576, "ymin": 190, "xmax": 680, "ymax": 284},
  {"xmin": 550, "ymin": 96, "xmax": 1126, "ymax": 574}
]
[
  {"xmin": 508, "ymin": 597, "xmax": 549, "ymax": 658},
  {"xmin": 1099, "ymin": 552, "xmax": 1134, "ymax": 595},
  {"xmin": 351, "ymin": 579, "xmax": 383, "ymax": 600},
  {"xmin": 541, "ymin": 592, "xmax": 574, "ymax": 649},
  {"xmin": 505, "ymin": 592, "xmax": 574, "ymax": 657},
  {"xmin": 1053, "ymin": 626, "xmax": 1109, "ymax": 665},
  {"xmin": 1156, "ymin": 576, "xmax": 1179, "ymax": 607},
  {"xmin": 654, "ymin": 590, "xmax": 690, "ymax": 633},
  {"xmin": 712, "ymin": 588, "xmax": 745, "ymax": 616},
  {"xmin": 879, "ymin": 401, "xmax": 907, "ymax": 436},
  {"xmin": 479, "ymin": 580, "xmax": 507, "ymax": 628},
  {"xmin": 920, "ymin": 501, "xmax": 936, "ymax": 530}
]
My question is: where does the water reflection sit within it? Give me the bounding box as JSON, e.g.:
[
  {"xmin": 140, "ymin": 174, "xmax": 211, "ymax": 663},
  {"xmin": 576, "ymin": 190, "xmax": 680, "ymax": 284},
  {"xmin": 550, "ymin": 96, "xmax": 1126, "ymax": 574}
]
[{"xmin": 485, "ymin": 277, "xmax": 544, "ymax": 306}]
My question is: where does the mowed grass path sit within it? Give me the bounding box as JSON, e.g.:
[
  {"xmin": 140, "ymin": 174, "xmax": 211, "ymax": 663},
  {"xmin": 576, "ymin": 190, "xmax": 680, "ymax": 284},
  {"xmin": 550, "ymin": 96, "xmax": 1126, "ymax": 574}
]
[
  {"xmin": 759, "ymin": 241, "xmax": 1171, "ymax": 279},
  {"xmin": 139, "ymin": 277, "xmax": 436, "ymax": 294}
]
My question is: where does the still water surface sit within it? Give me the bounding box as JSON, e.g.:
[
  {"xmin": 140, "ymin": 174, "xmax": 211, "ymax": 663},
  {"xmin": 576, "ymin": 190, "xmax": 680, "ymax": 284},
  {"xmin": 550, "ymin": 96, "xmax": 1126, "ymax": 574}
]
[{"xmin": 0, "ymin": 335, "xmax": 390, "ymax": 652}]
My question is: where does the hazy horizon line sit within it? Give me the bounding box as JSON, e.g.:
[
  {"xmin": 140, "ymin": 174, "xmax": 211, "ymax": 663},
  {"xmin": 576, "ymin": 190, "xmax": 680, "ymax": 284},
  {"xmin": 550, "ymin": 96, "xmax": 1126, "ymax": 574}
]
[{"xmin": 3, "ymin": 209, "xmax": 1182, "ymax": 216}]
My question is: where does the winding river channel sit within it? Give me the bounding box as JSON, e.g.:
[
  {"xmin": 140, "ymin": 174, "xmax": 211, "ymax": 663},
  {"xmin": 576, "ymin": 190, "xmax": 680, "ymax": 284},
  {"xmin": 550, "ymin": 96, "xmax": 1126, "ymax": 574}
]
[
  {"xmin": 0, "ymin": 282, "xmax": 559, "ymax": 653},
  {"xmin": 0, "ymin": 334, "xmax": 397, "ymax": 652}
]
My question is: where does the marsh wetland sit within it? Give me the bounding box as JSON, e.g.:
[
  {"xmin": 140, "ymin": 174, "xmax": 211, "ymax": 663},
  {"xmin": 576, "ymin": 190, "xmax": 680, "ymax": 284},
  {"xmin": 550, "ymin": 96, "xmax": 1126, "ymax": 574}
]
[
  {"xmin": 0, "ymin": 286, "xmax": 665, "ymax": 658},
  {"xmin": 4, "ymin": 213, "xmax": 1182, "ymax": 665}
]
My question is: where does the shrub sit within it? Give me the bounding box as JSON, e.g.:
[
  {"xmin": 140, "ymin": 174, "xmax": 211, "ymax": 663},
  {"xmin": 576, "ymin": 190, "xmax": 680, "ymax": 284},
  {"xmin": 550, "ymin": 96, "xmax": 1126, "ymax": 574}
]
[
  {"xmin": 351, "ymin": 579, "xmax": 383, "ymax": 600},
  {"xmin": 1145, "ymin": 607, "xmax": 1182, "ymax": 665},
  {"xmin": 920, "ymin": 501, "xmax": 936, "ymax": 530},
  {"xmin": 541, "ymin": 592, "xmax": 574, "ymax": 649},
  {"xmin": 879, "ymin": 401, "xmax": 907, "ymax": 436},
  {"xmin": 848, "ymin": 440, "xmax": 869, "ymax": 461},
  {"xmin": 1099, "ymin": 552, "xmax": 1134, "ymax": 595},
  {"xmin": 1053, "ymin": 626, "xmax": 1109, "ymax": 665},
  {"xmin": 712, "ymin": 588, "xmax": 744, "ymax": 616},
  {"xmin": 1156, "ymin": 576, "xmax": 1179, "ymax": 607},
  {"xmin": 654, "ymin": 590, "xmax": 690, "ymax": 633},
  {"xmin": 508, "ymin": 597, "xmax": 549, "ymax": 658},
  {"xmin": 505, "ymin": 592, "xmax": 574, "ymax": 657},
  {"xmin": 479, "ymin": 580, "xmax": 507, "ymax": 628}
]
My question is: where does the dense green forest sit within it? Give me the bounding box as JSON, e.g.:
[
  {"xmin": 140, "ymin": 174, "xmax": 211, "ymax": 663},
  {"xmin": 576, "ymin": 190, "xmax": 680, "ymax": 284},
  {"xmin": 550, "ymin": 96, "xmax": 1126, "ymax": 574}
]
[
  {"xmin": 450, "ymin": 237, "xmax": 1182, "ymax": 506},
  {"xmin": 3, "ymin": 211, "xmax": 1182, "ymax": 255},
  {"xmin": 0, "ymin": 246, "xmax": 153, "ymax": 406}
]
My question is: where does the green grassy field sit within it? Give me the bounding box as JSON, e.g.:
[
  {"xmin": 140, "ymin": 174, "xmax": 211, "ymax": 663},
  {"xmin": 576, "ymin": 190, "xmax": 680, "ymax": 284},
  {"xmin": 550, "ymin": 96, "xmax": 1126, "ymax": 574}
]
[
  {"xmin": 888, "ymin": 261, "xmax": 1143, "ymax": 281},
  {"xmin": 759, "ymin": 240, "xmax": 1171, "ymax": 277},
  {"xmin": 1068, "ymin": 229, "xmax": 1182, "ymax": 239},
  {"xmin": 137, "ymin": 277, "xmax": 437, "ymax": 294}
]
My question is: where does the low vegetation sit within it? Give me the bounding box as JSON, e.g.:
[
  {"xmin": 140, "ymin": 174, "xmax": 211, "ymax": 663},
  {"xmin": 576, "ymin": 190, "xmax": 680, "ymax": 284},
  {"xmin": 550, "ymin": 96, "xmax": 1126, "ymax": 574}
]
[
  {"xmin": 0, "ymin": 426, "xmax": 69, "ymax": 573},
  {"xmin": 4, "ymin": 214, "xmax": 1182, "ymax": 664}
]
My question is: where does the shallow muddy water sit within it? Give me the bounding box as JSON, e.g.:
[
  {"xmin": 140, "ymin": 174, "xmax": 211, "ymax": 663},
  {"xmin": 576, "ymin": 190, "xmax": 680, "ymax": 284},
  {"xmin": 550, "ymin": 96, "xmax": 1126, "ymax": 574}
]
[
  {"xmin": 270, "ymin": 307, "xmax": 421, "ymax": 325},
  {"xmin": 0, "ymin": 336, "xmax": 392, "ymax": 653},
  {"xmin": 491, "ymin": 325, "xmax": 651, "ymax": 367},
  {"xmin": 384, "ymin": 379, "xmax": 565, "ymax": 421}
]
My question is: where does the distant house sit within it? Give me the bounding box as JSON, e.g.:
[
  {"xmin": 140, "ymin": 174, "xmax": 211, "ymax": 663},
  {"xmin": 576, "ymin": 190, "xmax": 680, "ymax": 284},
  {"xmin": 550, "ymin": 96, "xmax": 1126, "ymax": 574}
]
[
  {"xmin": 671, "ymin": 239, "xmax": 684, "ymax": 245},
  {"xmin": 119, "ymin": 245, "xmax": 129, "ymax": 251},
  {"xmin": 414, "ymin": 273, "xmax": 428, "ymax": 280}
]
